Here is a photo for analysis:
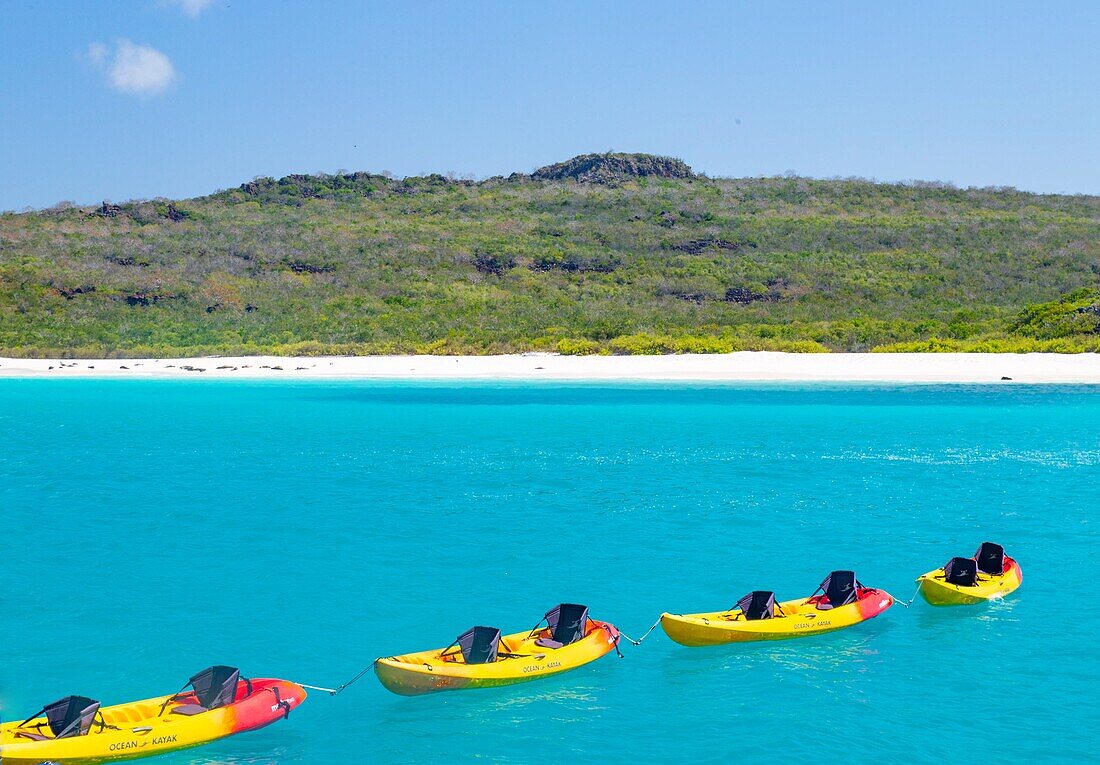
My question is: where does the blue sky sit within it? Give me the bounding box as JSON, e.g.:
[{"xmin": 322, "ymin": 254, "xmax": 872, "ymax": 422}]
[{"xmin": 1, "ymin": 1, "xmax": 1098, "ymax": 209}]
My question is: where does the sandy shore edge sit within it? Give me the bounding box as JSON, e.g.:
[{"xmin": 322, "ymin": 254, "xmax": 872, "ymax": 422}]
[{"xmin": 1, "ymin": 352, "xmax": 1099, "ymax": 383}]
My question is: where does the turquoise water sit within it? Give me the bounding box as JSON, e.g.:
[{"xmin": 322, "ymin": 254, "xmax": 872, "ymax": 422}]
[{"xmin": 1, "ymin": 380, "xmax": 1098, "ymax": 763}]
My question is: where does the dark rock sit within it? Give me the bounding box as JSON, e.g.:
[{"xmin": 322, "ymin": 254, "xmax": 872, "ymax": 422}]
[
  {"xmin": 531, "ymin": 153, "xmax": 696, "ymax": 184},
  {"xmin": 659, "ymin": 285, "xmax": 713, "ymax": 303},
  {"xmin": 93, "ymin": 201, "xmax": 124, "ymax": 218},
  {"xmin": 530, "ymin": 253, "xmax": 620, "ymax": 273},
  {"xmin": 120, "ymin": 290, "xmax": 179, "ymax": 307},
  {"xmin": 106, "ymin": 254, "xmax": 150, "ymax": 267},
  {"xmin": 55, "ymin": 285, "xmax": 95, "ymax": 299},
  {"xmin": 724, "ymin": 287, "xmax": 780, "ymax": 304},
  {"xmin": 1001, "ymin": 376, "xmax": 1013, "ymax": 380},
  {"xmin": 283, "ymin": 259, "xmax": 334, "ymax": 274},
  {"xmin": 472, "ymin": 250, "xmax": 515, "ymax": 276},
  {"xmin": 164, "ymin": 203, "xmax": 187, "ymax": 222},
  {"xmin": 671, "ymin": 238, "xmax": 756, "ymax": 255},
  {"xmin": 245, "ymin": 303, "xmax": 259, "ymax": 312}
]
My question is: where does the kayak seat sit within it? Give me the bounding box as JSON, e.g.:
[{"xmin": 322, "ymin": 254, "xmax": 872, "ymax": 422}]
[
  {"xmin": 170, "ymin": 704, "xmax": 207, "ymax": 716},
  {"xmin": 17, "ymin": 695, "xmax": 100, "ymax": 740},
  {"xmin": 819, "ymin": 571, "xmax": 859, "ymax": 608},
  {"xmin": 456, "ymin": 626, "xmax": 502, "ymax": 665},
  {"xmin": 944, "ymin": 556, "xmax": 978, "ymax": 587},
  {"xmin": 535, "ymin": 637, "xmax": 564, "ymax": 649},
  {"xmin": 545, "ymin": 604, "xmax": 590, "ymax": 646},
  {"xmin": 975, "ymin": 542, "xmax": 1006, "ymax": 575},
  {"xmin": 736, "ymin": 591, "xmax": 777, "ymax": 620}
]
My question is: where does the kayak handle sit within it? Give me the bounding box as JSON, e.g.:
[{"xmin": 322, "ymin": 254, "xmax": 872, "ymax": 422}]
[{"xmin": 132, "ymin": 727, "xmax": 153, "ymax": 734}]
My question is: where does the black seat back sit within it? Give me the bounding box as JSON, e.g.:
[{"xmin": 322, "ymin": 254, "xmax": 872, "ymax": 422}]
[
  {"xmin": 974, "ymin": 542, "xmax": 1005, "ymax": 575},
  {"xmin": 736, "ymin": 591, "xmax": 776, "ymax": 620},
  {"xmin": 545, "ymin": 603, "xmax": 590, "ymax": 645},
  {"xmin": 44, "ymin": 695, "xmax": 100, "ymax": 738},
  {"xmin": 189, "ymin": 666, "xmax": 241, "ymax": 710},
  {"xmin": 944, "ymin": 556, "xmax": 978, "ymax": 586},
  {"xmin": 456, "ymin": 626, "xmax": 501, "ymax": 664},
  {"xmin": 820, "ymin": 570, "xmax": 858, "ymax": 606}
]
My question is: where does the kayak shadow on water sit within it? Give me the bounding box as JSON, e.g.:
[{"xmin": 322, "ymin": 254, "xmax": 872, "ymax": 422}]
[
  {"xmin": 166, "ymin": 744, "xmax": 292, "ymax": 765},
  {"xmin": 375, "ymin": 670, "xmax": 610, "ymax": 726},
  {"xmin": 912, "ymin": 597, "xmax": 1022, "ymax": 635},
  {"xmin": 651, "ymin": 623, "xmax": 893, "ymax": 688}
]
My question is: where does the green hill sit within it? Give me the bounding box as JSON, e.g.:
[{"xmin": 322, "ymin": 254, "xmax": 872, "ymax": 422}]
[{"xmin": 2, "ymin": 153, "xmax": 1099, "ymax": 357}]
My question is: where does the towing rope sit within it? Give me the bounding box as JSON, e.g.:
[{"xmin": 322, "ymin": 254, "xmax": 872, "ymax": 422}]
[
  {"xmin": 894, "ymin": 583, "xmax": 923, "ymax": 608},
  {"xmin": 294, "ymin": 666, "xmax": 372, "ymax": 696},
  {"xmin": 619, "ymin": 616, "xmax": 664, "ymax": 646}
]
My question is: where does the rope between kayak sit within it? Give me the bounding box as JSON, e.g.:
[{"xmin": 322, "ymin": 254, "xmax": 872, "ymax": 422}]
[
  {"xmin": 619, "ymin": 616, "xmax": 663, "ymax": 646},
  {"xmin": 894, "ymin": 583, "xmax": 922, "ymax": 608},
  {"xmin": 294, "ymin": 666, "xmax": 372, "ymax": 696}
]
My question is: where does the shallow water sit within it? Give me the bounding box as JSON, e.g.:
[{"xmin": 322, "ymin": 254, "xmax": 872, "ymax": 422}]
[{"xmin": 1, "ymin": 380, "xmax": 1097, "ymax": 763}]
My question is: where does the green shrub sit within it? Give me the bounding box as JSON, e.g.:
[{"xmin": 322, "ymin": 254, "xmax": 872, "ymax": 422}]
[
  {"xmin": 607, "ymin": 333, "xmax": 678, "ymax": 355},
  {"xmin": 557, "ymin": 338, "xmax": 603, "ymax": 355},
  {"xmin": 872, "ymin": 336, "xmax": 1100, "ymax": 353}
]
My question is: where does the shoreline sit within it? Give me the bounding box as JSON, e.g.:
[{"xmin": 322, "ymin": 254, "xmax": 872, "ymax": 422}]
[{"xmin": 1, "ymin": 352, "xmax": 1100, "ymax": 383}]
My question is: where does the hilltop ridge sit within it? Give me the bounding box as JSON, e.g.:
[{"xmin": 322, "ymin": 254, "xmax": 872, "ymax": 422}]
[{"xmin": 529, "ymin": 153, "xmax": 696, "ymax": 183}]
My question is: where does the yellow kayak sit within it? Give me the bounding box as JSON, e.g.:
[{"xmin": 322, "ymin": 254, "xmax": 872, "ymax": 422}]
[
  {"xmin": 374, "ymin": 604, "xmax": 621, "ymax": 695},
  {"xmin": 0, "ymin": 667, "xmax": 304, "ymax": 765},
  {"xmin": 918, "ymin": 543, "xmax": 1022, "ymax": 606},
  {"xmin": 661, "ymin": 572, "xmax": 894, "ymax": 646}
]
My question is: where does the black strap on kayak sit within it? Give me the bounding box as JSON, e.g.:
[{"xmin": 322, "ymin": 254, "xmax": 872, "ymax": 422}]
[
  {"xmin": 269, "ymin": 686, "xmax": 292, "ymax": 720},
  {"xmin": 593, "ymin": 623, "xmax": 625, "ymax": 657},
  {"xmin": 618, "ymin": 616, "xmax": 663, "ymax": 647},
  {"xmin": 16, "ymin": 709, "xmax": 50, "ymax": 731},
  {"xmin": 95, "ymin": 711, "xmax": 121, "ymax": 732}
]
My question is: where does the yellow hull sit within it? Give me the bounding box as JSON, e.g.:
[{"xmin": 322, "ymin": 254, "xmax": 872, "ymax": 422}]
[
  {"xmin": 917, "ymin": 558, "xmax": 1022, "ymax": 606},
  {"xmin": 374, "ymin": 621, "xmax": 620, "ymax": 695},
  {"xmin": 660, "ymin": 590, "xmax": 894, "ymax": 646}
]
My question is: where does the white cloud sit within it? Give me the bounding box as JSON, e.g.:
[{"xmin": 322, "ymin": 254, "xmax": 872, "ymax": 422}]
[
  {"xmin": 163, "ymin": 0, "xmax": 214, "ymax": 16},
  {"xmin": 86, "ymin": 42, "xmax": 108, "ymax": 66},
  {"xmin": 86, "ymin": 39, "xmax": 177, "ymax": 96}
]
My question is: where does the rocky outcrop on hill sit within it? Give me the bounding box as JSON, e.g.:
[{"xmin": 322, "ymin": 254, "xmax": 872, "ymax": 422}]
[
  {"xmin": 92, "ymin": 201, "xmax": 124, "ymax": 218},
  {"xmin": 671, "ymin": 237, "xmax": 756, "ymax": 255},
  {"xmin": 724, "ymin": 286, "xmax": 780, "ymax": 304},
  {"xmin": 531, "ymin": 153, "xmax": 696, "ymax": 184}
]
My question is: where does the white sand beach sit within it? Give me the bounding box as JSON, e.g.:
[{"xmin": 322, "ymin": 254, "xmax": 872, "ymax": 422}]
[{"xmin": 1, "ymin": 352, "xmax": 1099, "ymax": 383}]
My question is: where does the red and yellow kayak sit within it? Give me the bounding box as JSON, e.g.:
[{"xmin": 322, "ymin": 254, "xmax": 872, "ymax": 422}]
[
  {"xmin": 375, "ymin": 610, "xmax": 620, "ymax": 696},
  {"xmin": 918, "ymin": 554, "xmax": 1022, "ymax": 606},
  {"xmin": 662, "ymin": 583, "xmax": 894, "ymax": 646},
  {"xmin": 660, "ymin": 572, "xmax": 893, "ymax": 647},
  {"xmin": 0, "ymin": 675, "xmax": 305, "ymax": 764}
]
